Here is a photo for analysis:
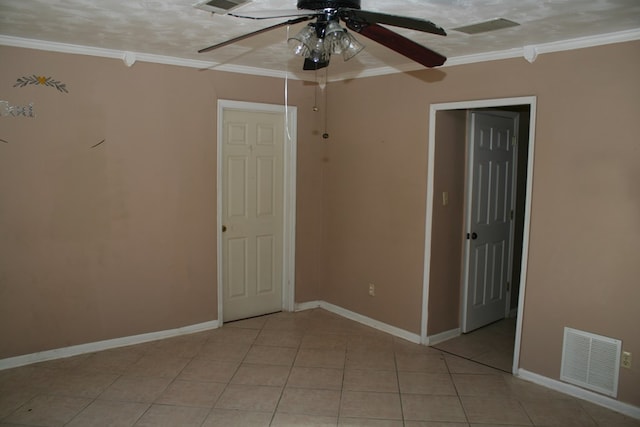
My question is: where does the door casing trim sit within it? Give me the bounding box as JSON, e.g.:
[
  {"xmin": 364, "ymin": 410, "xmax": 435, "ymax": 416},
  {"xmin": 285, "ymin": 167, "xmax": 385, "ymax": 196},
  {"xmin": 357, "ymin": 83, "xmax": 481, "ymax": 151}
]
[
  {"xmin": 216, "ymin": 99, "xmax": 297, "ymax": 326},
  {"xmin": 422, "ymin": 96, "xmax": 537, "ymax": 375}
]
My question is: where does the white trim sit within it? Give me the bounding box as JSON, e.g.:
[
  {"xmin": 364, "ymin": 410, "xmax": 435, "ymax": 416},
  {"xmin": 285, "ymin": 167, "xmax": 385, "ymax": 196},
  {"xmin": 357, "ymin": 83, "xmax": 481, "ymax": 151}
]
[
  {"xmin": 0, "ymin": 35, "xmax": 301, "ymax": 80},
  {"xmin": 422, "ymin": 96, "xmax": 537, "ymax": 376},
  {"xmin": 513, "ymin": 98, "xmax": 537, "ymax": 374},
  {"xmin": 0, "ymin": 35, "xmax": 216, "ymax": 70},
  {"xmin": 322, "ymin": 29, "xmax": 640, "ymax": 81},
  {"xmin": 0, "ymin": 320, "xmax": 219, "ymax": 371},
  {"xmin": 521, "ymin": 28, "xmax": 640, "ymax": 59},
  {"xmin": 297, "ymin": 300, "xmax": 421, "ymax": 344},
  {"xmin": 517, "ymin": 369, "xmax": 640, "ymax": 420},
  {"xmin": 282, "ymin": 105, "xmax": 298, "ymax": 313},
  {"xmin": 216, "ymin": 103, "xmax": 225, "ymax": 327},
  {"xmin": 216, "ymin": 100, "xmax": 297, "ymax": 325},
  {"xmin": 427, "ymin": 328, "xmax": 461, "ymax": 346},
  {"xmin": 294, "ymin": 301, "xmax": 323, "ymax": 311},
  {"xmin": 420, "ymin": 106, "xmax": 438, "ymax": 345},
  {"xmin": 320, "ymin": 301, "xmax": 421, "ymax": 344},
  {"xmin": 2, "ymin": 29, "xmax": 639, "ymax": 82}
]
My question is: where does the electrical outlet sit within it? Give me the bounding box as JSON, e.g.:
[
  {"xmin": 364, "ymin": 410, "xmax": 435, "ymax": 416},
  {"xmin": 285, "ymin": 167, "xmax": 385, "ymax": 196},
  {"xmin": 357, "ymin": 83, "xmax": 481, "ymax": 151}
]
[
  {"xmin": 368, "ymin": 283, "xmax": 375, "ymax": 296},
  {"xmin": 621, "ymin": 351, "xmax": 632, "ymax": 369}
]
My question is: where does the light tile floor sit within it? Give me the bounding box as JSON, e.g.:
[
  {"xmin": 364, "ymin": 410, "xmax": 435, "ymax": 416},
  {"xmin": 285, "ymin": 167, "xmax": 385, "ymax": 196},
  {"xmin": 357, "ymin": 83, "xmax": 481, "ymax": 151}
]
[
  {"xmin": 1, "ymin": 309, "xmax": 638, "ymax": 426},
  {"xmin": 432, "ymin": 317, "xmax": 517, "ymax": 373}
]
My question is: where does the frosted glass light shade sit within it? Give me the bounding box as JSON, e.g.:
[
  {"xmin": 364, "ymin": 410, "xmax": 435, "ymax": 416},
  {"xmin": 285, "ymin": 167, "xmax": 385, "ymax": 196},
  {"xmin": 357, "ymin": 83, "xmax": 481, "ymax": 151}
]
[{"xmin": 288, "ymin": 25, "xmax": 316, "ymax": 57}]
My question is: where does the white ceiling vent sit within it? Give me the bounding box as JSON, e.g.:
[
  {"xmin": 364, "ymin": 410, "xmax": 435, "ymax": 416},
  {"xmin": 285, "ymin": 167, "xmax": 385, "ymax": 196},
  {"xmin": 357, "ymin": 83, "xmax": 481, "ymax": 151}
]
[
  {"xmin": 193, "ymin": 0, "xmax": 251, "ymax": 14},
  {"xmin": 560, "ymin": 327, "xmax": 621, "ymax": 397}
]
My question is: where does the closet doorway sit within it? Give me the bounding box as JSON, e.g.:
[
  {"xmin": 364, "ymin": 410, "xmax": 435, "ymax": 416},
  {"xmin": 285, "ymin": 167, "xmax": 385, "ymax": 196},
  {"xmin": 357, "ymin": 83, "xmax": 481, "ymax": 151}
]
[{"xmin": 421, "ymin": 97, "xmax": 536, "ymax": 374}]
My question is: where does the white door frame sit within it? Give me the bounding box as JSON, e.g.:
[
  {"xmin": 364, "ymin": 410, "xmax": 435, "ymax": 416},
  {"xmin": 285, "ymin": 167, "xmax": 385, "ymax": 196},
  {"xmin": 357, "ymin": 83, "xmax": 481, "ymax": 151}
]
[
  {"xmin": 421, "ymin": 96, "xmax": 537, "ymax": 374},
  {"xmin": 217, "ymin": 99, "xmax": 297, "ymax": 326}
]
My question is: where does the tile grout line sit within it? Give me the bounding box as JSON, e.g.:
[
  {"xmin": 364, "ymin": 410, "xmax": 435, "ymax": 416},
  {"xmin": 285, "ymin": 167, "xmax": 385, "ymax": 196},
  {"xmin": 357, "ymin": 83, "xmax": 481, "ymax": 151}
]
[
  {"xmin": 267, "ymin": 317, "xmax": 300, "ymax": 426},
  {"xmin": 336, "ymin": 328, "xmax": 347, "ymax": 425},
  {"xmin": 433, "ymin": 346, "xmax": 510, "ymax": 374},
  {"xmin": 228, "ymin": 317, "xmax": 274, "ymax": 424},
  {"xmin": 190, "ymin": 331, "xmax": 223, "ymax": 427},
  {"xmin": 392, "ymin": 341, "xmax": 406, "ymax": 425},
  {"xmin": 443, "ymin": 352, "xmax": 471, "ymax": 425}
]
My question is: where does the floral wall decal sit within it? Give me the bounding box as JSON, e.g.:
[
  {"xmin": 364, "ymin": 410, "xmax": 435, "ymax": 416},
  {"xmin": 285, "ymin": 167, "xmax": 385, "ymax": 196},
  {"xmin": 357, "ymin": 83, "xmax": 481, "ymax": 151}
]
[{"xmin": 14, "ymin": 75, "xmax": 68, "ymax": 93}]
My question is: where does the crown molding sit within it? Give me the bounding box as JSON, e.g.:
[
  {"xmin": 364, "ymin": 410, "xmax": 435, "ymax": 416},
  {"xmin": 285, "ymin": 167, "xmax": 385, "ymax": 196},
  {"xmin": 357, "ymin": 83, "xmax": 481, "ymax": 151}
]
[
  {"xmin": 0, "ymin": 35, "xmax": 215, "ymax": 69},
  {"xmin": 1, "ymin": 28, "xmax": 639, "ymax": 82},
  {"xmin": 446, "ymin": 27, "xmax": 640, "ymax": 67},
  {"xmin": 334, "ymin": 28, "xmax": 640, "ymax": 81},
  {"xmin": 0, "ymin": 35, "xmax": 306, "ymax": 81}
]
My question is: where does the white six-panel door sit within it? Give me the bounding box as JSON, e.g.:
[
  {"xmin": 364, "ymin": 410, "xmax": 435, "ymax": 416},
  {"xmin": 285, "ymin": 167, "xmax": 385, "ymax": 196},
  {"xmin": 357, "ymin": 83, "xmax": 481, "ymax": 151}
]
[
  {"xmin": 462, "ymin": 111, "xmax": 518, "ymax": 333},
  {"xmin": 221, "ymin": 108, "xmax": 285, "ymax": 322}
]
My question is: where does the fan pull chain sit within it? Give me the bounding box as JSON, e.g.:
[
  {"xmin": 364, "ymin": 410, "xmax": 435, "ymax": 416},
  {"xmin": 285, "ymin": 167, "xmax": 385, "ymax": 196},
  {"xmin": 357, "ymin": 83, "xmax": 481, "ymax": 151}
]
[
  {"xmin": 322, "ymin": 68, "xmax": 329, "ymax": 139},
  {"xmin": 313, "ymin": 70, "xmax": 319, "ymax": 112}
]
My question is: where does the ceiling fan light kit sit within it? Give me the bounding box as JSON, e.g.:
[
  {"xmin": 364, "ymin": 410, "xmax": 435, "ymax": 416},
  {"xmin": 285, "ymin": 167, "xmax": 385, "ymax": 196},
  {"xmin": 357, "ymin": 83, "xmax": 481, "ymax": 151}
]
[
  {"xmin": 198, "ymin": 0, "xmax": 448, "ymax": 71},
  {"xmin": 288, "ymin": 18, "xmax": 365, "ymax": 67}
]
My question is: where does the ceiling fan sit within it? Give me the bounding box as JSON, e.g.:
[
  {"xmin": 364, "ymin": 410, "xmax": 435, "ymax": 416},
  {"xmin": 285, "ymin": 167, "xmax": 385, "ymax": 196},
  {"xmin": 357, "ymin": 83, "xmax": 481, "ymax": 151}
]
[{"xmin": 198, "ymin": 0, "xmax": 447, "ymax": 71}]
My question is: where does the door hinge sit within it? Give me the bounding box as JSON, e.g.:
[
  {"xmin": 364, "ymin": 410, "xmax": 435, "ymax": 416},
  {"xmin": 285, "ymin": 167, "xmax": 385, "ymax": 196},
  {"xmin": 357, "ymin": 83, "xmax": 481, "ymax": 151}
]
[
  {"xmin": 507, "ymin": 282, "xmax": 510, "ymax": 292},
  {"xmin": 510, "ymin": 209, "xmax": 514, "ymax": 220},
  {"xmin": 511, "ymin": 136, "xmax": 517, "ymax": 146}
]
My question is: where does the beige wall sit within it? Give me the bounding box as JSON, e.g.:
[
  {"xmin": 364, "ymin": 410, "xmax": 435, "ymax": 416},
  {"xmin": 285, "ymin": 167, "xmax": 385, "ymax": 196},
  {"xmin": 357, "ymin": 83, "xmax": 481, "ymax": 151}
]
[
  {"xmin": 322, "ymin": 41, "xmax": 640, "ymax": 406},
  {"xmin": 0, "ymin": 46, "xmax": 324, "ymax": 358},
  {"xmin": 319, "ymin": 76, "xmax": 432, "ymax": 332},
  {"xmin": 2, "ymin": 40, "xmax": 639, "ymax": 407}
]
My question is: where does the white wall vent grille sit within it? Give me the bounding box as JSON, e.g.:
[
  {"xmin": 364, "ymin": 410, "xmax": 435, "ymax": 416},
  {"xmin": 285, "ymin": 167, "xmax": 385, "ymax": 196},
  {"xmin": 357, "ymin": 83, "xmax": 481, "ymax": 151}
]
[{"xmin": 560, "ymin": 327, "xmax": 621, "ymax": 397}]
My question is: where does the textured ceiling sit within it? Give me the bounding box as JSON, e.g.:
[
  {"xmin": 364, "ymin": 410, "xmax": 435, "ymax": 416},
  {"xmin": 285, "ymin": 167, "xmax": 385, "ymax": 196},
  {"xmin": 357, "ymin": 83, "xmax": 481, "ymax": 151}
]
[{"xmin": 1, "ymin": 0, "xmax": 639, "ymax": 80}]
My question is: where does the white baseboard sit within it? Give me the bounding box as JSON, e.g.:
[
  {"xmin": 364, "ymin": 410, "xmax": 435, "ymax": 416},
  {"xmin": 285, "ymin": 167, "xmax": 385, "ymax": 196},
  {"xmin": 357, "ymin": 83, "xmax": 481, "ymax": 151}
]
[
  {"xmin": 317, "ymin": 301, "xmax": 421, "ymax": 344},
  {"xmin": 1, "ymin": 300, "xmax": 420, "ymax": 370},
  {"xmin": 427, "ymin": 327, "xmax": 461, "ymax": 345},
  {"xmin": 517, "ymin": 369, "xmax": 640, "ymax": 420},
  {"xmin": 297, "ymin": 300, "xmax": 421, "ymax": 344},
  {"xmin": 0, "ymin": 319, "xmax": 220, "ymax": 371},
  {"xmin": 294, "ymin": 300, "xmax": 322, "ymax": 311}
]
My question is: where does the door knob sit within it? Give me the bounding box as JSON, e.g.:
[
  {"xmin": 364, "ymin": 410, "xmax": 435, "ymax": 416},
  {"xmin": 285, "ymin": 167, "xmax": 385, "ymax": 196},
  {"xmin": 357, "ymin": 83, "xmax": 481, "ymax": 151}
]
[
  {"xmin": 222, "ymin": 225, "xmax": 227, "ymax": 232},
  {"xmin": 471, "ymin": 232, "xmax": 478, "ymax": 240}
]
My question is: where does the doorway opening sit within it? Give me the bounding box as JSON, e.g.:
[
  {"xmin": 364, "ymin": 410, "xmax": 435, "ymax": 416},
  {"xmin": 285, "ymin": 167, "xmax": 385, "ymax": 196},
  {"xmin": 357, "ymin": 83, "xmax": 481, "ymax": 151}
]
[
  {"xmin": 421, "ymin": 97, "xmax": 537, "ymax": 374},
  {"xmin": 216, "ymin": 100, "xmax": 298, "ymax": 325}
]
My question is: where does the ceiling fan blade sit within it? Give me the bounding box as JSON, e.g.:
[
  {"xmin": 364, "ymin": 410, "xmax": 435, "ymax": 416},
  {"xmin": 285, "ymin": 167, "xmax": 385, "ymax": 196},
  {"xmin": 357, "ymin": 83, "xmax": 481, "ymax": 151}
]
[
  {"xmin": 198, "ymin": 16, "xmax": 314, "ymax": 53},
  {"xmin": 346, "ymin": 22, "xmax": 446, "ymax": 68},
  {"xmin": 230, "ymin": 9, "xmax": 317, "ymax": 19},
  {"xmin": 341, "ymin": 9, "xmax": 446, "ymax": 36}
]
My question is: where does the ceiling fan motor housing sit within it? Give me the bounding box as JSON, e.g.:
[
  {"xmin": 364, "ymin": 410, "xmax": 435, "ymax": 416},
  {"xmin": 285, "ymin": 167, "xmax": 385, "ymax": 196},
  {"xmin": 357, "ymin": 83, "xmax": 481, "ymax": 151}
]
[{"xmin": 297, "ymin": 0, "xmax": 360, "ymax": 10}]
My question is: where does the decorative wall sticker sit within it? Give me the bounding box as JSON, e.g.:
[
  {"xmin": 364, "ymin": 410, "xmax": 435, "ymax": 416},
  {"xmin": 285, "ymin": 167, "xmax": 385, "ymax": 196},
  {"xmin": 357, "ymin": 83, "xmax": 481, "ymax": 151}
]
[
  {"xmin": 0, "ymin": 100, "xmax": 36, "ymax": 118},
  {"xmin": 0, "ymin": 138, "xmax": 8, "ymax": 144},
  {"xmin": 14, "ymin": 75, "xmax": 68, "ymax": 93},
  {"xmin": 91, "ymin": 139, "xmax": 106, "ymax": 149}
]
